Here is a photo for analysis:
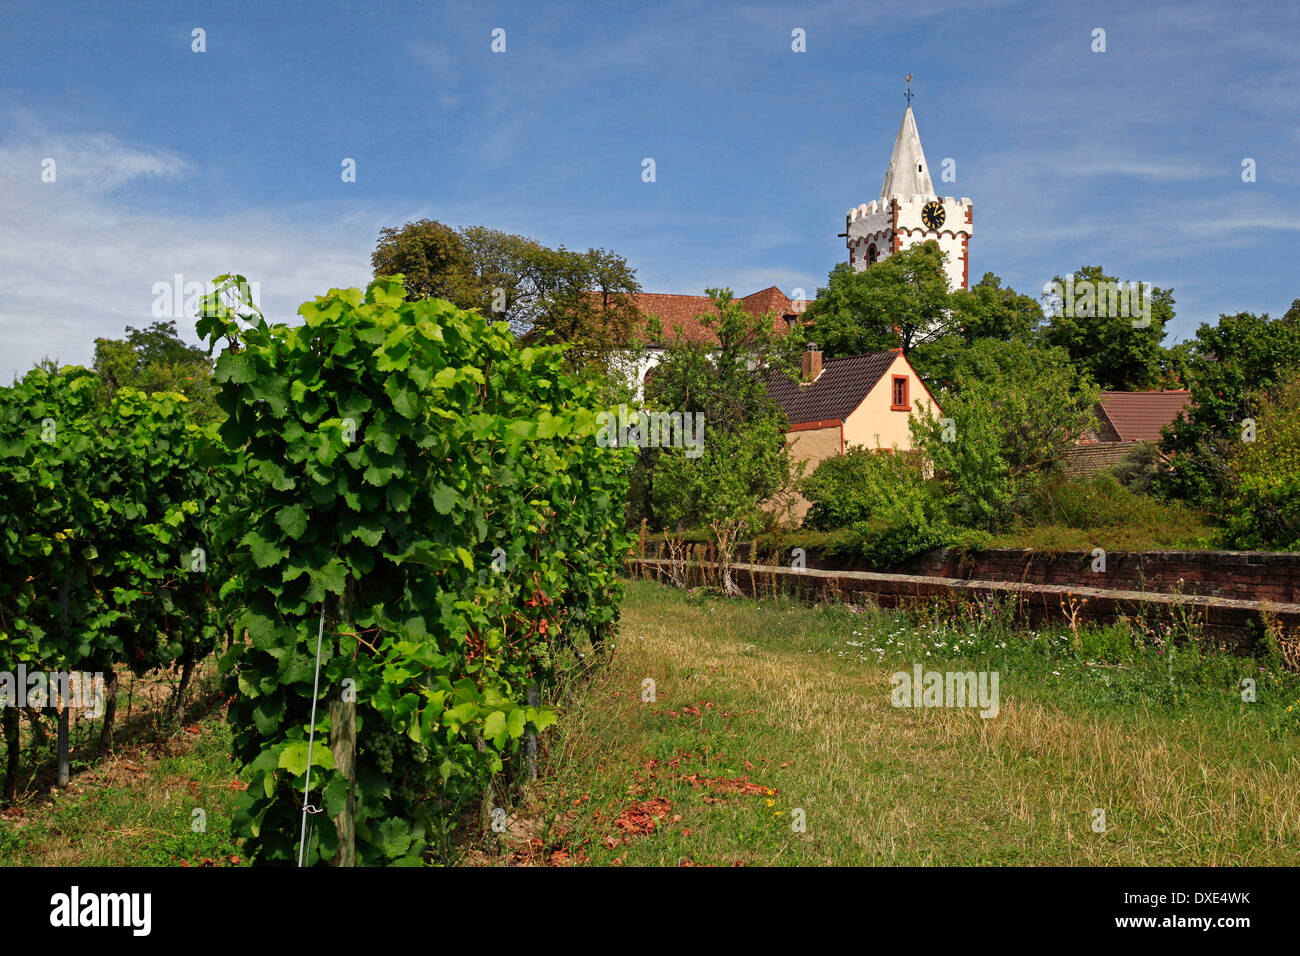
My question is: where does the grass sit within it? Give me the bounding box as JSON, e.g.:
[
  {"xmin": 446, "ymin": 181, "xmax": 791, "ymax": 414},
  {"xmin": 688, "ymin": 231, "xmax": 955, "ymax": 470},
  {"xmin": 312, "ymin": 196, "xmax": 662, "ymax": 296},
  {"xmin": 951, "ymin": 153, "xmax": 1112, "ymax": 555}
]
[
  {"xmin": 0, "ymin": 666, "xmax": 247, "ymax": 866},
  {"xmin": 513, "ymin": 578, "xmax": 1300, "ymax": 866}
]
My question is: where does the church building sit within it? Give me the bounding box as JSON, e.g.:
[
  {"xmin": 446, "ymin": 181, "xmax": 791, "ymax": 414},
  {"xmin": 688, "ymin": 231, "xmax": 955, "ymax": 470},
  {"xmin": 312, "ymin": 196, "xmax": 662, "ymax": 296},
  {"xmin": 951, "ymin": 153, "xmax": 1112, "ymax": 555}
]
[
  {"xmin": 844, "ymin": 101, "xmax": 973, "ymax": 292},
  {"xmin": 607, "ymin": 93, "xmax": 964, "ymax": 509}
]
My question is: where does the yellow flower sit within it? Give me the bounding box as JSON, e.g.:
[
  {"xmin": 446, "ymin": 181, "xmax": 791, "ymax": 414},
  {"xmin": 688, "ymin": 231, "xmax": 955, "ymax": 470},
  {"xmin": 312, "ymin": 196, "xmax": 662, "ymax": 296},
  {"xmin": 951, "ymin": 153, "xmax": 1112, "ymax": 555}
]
[{"xmin": 765, "ymin": 799, "xmax": 774, "ymax": 808}]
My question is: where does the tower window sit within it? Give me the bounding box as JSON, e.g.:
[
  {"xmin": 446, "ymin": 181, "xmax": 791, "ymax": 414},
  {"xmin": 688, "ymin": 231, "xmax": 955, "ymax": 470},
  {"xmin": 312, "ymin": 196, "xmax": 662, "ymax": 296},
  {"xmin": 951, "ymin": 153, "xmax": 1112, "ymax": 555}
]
[
  {"xmin": 867, "ymin": 244, "xmax": 878, "ymax": 265},
  {"xmin": 917, "ymin": 164, "xmax": 923, "ymax": 172}
]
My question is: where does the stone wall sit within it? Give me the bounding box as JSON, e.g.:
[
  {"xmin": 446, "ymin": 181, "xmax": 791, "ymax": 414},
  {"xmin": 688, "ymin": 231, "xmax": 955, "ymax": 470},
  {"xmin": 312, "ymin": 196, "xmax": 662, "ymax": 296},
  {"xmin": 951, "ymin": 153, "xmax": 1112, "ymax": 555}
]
[
  {"xmin": 626, "ymin": 556, "xmax": 1300, "ymax": 668},
  {"xmin": 1062, "ymin": 441, "xmax": 1146, "ymax": 476},
  {"xmin": 638, "ymin": 541, "xmax": 1300, "ymax": 606}
]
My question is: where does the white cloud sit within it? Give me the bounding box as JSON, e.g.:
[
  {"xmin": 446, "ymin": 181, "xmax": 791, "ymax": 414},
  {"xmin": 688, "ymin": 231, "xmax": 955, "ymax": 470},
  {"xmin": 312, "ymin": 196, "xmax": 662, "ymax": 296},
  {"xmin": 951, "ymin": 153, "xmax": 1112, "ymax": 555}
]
[{"xmin": 0, "ymin": 126, "xmax": 377, "ymax": 381}]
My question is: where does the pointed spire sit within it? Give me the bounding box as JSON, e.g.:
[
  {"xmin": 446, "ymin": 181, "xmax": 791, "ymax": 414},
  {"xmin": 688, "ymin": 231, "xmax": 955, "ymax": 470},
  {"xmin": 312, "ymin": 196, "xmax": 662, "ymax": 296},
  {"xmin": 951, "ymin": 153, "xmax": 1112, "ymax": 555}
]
[{"xmin": 880, "ymin": 105, "xmax": 934, "ymax": 200}]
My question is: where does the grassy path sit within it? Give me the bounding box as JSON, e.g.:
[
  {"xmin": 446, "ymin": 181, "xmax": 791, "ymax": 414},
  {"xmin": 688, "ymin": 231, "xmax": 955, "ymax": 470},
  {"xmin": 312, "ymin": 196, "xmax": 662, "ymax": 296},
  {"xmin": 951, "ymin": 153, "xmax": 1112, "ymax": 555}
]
[{"xmin": 523, "ymin": 579, "xmax": 1300, "ymax": 866}]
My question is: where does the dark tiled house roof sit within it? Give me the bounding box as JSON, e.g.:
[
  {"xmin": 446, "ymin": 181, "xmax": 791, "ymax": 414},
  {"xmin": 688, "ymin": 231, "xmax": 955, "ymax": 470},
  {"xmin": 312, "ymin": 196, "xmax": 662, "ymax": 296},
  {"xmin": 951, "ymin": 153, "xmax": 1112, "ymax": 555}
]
[
  {"xmin": 1096, "ymin": 391, "xmax": 1191, "ymax": 442},
  {"xmin": 761, "ymin": 351, "xmax": 900, "ymax": 425},
  {"xmin": 626, "ymin": 286, "xmax": 812, "ymax": 345}
]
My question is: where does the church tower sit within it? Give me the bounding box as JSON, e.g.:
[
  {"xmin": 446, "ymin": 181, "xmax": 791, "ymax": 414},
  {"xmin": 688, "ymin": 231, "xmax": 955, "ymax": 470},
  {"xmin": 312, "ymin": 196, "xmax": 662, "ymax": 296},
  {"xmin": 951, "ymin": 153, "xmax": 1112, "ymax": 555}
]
[{"xmin": 844, "ymin": 95, "xmax": 972, "ymax": 291}]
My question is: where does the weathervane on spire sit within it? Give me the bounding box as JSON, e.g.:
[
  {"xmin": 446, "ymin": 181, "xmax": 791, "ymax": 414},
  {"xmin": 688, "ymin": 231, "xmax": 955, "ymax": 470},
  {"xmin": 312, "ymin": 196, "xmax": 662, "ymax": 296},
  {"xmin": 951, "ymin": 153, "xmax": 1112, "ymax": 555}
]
[{"xmin": 904, "ymin": 74, "xmax": 914, "ymax": 107}]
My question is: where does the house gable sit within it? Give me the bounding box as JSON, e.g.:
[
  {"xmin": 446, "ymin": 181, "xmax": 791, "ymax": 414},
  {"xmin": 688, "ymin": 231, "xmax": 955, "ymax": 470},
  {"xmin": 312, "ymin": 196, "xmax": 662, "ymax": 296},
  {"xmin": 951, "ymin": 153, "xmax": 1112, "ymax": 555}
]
[
  {"xmin": 761, "ymin": 351, "xmax": 899, "ymax": 425},
  {"xmin": 841, "ymin": 351, "xmax": 940, "ymax": 451}
]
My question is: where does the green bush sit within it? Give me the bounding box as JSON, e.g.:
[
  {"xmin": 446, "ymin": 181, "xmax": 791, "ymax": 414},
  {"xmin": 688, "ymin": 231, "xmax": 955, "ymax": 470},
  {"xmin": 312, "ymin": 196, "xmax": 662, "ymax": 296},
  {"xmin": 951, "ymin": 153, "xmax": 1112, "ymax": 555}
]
[
  {"xmin": 1112, "ymin": 442, "xmax": 1164, "ymax": 494},
  {"xmin": 1220, "ymin": 375, "xmax": 1300, "ymax": 550},
  {"xmin": 1016, "ymin": 471, "xmax": 1191, "ymax": 530},
  {"xmin": 801, "ymin": 445, "xmax": 922, "ymax": 531},
  {"xmin": 801, "ymin": 447, "xmax": 990, "ymax": 567}
]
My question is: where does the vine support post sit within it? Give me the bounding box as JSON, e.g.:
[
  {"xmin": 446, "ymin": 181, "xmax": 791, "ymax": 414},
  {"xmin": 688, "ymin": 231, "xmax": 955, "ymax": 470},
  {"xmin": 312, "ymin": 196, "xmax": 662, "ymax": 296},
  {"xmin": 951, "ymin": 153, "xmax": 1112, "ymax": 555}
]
[
  {"xmin": 328, "ymin": 588, "xmax": 356, "ymax": 866},
  {"xmin": 97, "ymin": 670, "xmax": 118, "ymax": 753},
  {"xmin": 327, "ymin": 687, "xmax": 356, "ymax": 867},
  {"xmin": 524, "ymin": 681, "xmax": 538, "ymax": 784},
  {"xmin": 57, "ymin": 577, "xmax": 71, "ymax": 786},
  {"xmin": 173, "ymin": 654, "xmax": 195, "ymax": 723},
  {"xmin": 56, "ymin": 702, "xmax": 69, "ymax": 788},
  {"xmin": 2, "ymin": 707, "xmax": 18, "ymax": 803}
]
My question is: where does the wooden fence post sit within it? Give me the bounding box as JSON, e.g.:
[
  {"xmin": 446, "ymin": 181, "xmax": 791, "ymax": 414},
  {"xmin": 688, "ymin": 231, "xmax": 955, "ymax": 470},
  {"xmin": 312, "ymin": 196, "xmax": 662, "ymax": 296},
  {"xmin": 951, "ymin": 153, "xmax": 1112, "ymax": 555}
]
[
  {"xmin": 328, "ymin": 687, "xmax": 356, "ymax": 867},
  {"xmin": 56, "ymin": 704, "xmax": 69, "ymax": 788},
  {"xmin": 2, "ymin": 708, "xmax": 19, "ymax": 802},
  {"xmin": 57, "ymin": 578, "xmax": 70, "ymax": 785}
]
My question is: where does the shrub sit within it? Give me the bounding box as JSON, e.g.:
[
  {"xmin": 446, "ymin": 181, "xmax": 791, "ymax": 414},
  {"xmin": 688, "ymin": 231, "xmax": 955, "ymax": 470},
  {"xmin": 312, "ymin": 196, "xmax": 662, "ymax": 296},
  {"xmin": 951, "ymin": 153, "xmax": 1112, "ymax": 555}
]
[
  {"xmin": 996, "ymin": 472, "xmax": 1213, "ymax": 550},
  {"xmin": 803, "ymin": 447, "xmax": 990, "ymax": 567},
  {"xmin": 1016, "ymin": 471, "xmax": 1183, "ymax": 530},
  {"xmin": 1112, "ymin": 442, "xmax": 1164, "ymax": 494},
  {"xmin": 1220, "ymin": 375, "xmax": 1300, "ymax": 550},
  {"xmin": 801, "ymin": 445, "xmax": 923, "ymax": 531}
]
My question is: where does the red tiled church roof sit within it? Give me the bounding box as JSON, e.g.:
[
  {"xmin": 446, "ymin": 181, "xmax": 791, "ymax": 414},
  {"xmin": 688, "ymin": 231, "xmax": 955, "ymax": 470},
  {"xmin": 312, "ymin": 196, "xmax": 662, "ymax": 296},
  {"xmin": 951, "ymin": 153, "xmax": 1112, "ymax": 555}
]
[
  {"xmin": 1096, "ymin": 390, "xmax": 1192, "ymax": 442},
  {"xmin": 626, "ymin": 286, "xmax": 813, "ymax": 345}
]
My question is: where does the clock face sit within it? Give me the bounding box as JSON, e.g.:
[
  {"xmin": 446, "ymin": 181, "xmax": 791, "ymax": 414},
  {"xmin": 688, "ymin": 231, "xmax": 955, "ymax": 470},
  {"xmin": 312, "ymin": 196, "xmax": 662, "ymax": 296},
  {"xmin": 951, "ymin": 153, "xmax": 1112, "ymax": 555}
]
[{"xmin": 921, "ymin": 200, "xmax": 946, "ymax": 230}]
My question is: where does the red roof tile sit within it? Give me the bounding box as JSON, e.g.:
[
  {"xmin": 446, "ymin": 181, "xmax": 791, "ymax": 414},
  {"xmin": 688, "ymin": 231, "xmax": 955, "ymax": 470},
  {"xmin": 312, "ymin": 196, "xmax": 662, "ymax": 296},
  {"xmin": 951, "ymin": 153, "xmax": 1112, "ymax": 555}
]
[
  {"xmin": 1097, "ymin": 390, "xmax": 1192, "ymax": 442},
  {"xmin": 622, "ymin": 287, "xmax": 812, "ymax": 345}
]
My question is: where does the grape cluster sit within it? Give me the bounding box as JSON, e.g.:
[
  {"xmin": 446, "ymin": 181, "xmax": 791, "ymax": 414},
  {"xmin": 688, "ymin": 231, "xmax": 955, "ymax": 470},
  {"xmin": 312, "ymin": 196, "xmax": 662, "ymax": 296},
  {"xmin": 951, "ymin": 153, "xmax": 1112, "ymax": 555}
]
[{"xmin": 364, "ymin": 728, "xmax": 403, "ymax": 775}]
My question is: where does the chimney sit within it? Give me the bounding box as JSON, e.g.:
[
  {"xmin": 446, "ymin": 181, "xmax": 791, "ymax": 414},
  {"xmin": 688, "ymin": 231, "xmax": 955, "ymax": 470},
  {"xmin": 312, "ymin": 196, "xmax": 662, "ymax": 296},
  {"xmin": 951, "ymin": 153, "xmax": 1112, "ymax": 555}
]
[{"xmin": 802, "ymin": 342, "xmax": 822, "ymax": 382}]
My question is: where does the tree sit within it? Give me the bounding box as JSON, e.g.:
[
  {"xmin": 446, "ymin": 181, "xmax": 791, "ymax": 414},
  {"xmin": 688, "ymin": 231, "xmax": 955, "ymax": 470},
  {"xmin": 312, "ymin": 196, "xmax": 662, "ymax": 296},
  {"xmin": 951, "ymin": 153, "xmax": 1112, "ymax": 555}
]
[
  {"xmin": 456, "ymin": 225, "xmax": 548, "ymax": 326},
  {"xmin": 370, "ymin": 219, "xmax": 482, "ymax": 305},
  {"xmin": 1040, "ymin": 265, "xmax": 1174, "ymax": 391},
  {"xmin": 1220, "ymin": 373, "xmax": 1300, "ymax": 550},
  {"xmin": 93, "ymin": 320, "xmax": 216, "ymax": 419},
  {"xmin": 372, "ymin": 221, "xmax": 642, "ymax": 368},
  {"xmin": 520, "ymin": 245, "xmax": 642, "ymax": 363},
  {"xmin": 639, "ymin": 290, "xmax": 799, "ymax": 585},
  {"xmin": 645, "ymin": 288, "xmax": 789, "ymax": 440},
  {"xmin": 911, "ymin": 339, "xmax": 1099, "ymax": 530},
  {"xmin": 805, "ymin": 242, "xmax": 954, "ymax": 357},
  {"xmin": 1157, "ymin": 302, "xmax": 1300, "ymax": 504},
  {"xmin": 949, "ymin": 272, "xmax": 1043, "ymax": 343},
  {"xmin": 910, "ymin": 273, "xmax": 1045, "ymax": 389}
]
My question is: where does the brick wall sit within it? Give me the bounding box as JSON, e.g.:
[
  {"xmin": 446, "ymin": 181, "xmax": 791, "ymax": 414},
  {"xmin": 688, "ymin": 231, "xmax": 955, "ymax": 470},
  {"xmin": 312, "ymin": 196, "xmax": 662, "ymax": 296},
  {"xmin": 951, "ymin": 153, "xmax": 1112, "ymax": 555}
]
[
  {"xmin": 1063, "ymin": 441, "xmax": 1145, "ymax": 476},
  {"xmin": 626, "ymin": 557, "xmax": 1300, "ymax": 668},
  {"xmin": 907, "ymin": 548, "xmax": 1300, "ymax": 605},
  {"xmin": 639, "ymin": 542, "xmax": 1300, "ymax": 606}
]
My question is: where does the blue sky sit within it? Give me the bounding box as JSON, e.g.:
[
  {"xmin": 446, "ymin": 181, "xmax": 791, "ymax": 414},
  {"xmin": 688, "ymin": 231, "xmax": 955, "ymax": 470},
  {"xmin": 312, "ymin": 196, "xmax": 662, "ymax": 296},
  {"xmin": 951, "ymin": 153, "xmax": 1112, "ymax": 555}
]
[{"xmin": 2, "ymin": 0, "xmax": 1298, "ymax": 380}]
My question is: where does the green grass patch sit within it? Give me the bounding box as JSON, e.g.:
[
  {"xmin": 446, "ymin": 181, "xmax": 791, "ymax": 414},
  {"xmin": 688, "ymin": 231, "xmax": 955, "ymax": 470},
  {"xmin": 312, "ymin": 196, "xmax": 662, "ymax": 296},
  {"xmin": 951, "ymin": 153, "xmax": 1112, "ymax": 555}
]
[
  {"xmin": 522, "ymin": 579, "xmax": 1300, "ymax": 866},
  {"xmin": 0, "ymin": 670, "xmax": 247, "ymax": 867}
]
